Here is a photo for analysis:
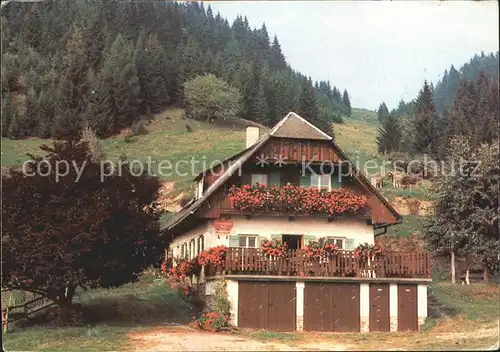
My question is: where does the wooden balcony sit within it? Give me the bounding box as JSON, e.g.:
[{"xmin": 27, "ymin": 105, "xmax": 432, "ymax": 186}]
[{"xmin": 206, "ymin": 248, "xmax": 432, "ymax": 279}]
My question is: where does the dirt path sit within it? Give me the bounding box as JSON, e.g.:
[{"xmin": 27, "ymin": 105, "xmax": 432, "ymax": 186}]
[
  {"xmin": 127, "ymin": 320, "xmax": 499, "ymax": 351},
  {"xmin": 127, "ymin": 326, "xmax": 348, "ymax": 351}
]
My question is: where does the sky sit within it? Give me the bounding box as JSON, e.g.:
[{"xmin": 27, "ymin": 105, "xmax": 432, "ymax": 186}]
[{"xmin": 208, "ymin": 1, "xmax": 499, "ymax": 110}]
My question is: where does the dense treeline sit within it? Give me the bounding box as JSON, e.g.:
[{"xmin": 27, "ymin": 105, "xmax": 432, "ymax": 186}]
[
  {"xmin": 1, "ymin": 0, "xmax": 351, "ymax": 139},
  {"xmin": 377, "ymin": 52, "xmax": 499, "ymax": 159}
]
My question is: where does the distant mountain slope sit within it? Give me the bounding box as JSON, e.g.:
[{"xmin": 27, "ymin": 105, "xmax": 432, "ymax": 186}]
[{"xmin": 392, "ymin": 51, "xmax": 499, "ymax": 116}]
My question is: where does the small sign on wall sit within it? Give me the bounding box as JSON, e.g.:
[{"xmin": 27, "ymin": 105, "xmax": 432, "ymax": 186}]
[{"xmin": 213, "ymin": 219, "xmax": 233, "ymax": 236}]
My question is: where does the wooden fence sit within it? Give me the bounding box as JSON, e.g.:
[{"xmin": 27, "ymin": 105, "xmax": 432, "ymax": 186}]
[{"xmin": 206, "ymin": 248, "xmax": 431, "ymax": 279}]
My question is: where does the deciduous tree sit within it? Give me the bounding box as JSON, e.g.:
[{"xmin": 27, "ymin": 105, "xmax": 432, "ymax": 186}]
[
  {"xmin": 184, "ymin": 74, "xmax": 242, "ymax": 121},
  {"xmin": 2, "ymin": 140, "xmax": 166, "ymax": 323}
]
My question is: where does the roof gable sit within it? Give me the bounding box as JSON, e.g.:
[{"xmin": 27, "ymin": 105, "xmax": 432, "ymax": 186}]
[
  {"xmin": 165, "ymin": 112, "xmax": 401, "ymax": 233},
  {"xmin": 270, "ymin": 112, "xmax": 332, "ymax": 140}
]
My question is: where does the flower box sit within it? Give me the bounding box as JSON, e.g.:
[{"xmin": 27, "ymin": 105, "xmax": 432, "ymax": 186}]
[{"xmin": 229, "ymin": 184, "xmax": 367, "ymax": 217}]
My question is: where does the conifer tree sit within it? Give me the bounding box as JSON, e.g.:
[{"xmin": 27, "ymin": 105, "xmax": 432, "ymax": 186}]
[
  {"xmin": 476, "ymin": 72, "xmax": 499, "ymax": 143},
  {"xmin": 412, "ymin": 80, "xmax": 439, "ymax": 157},
  {"xmin": 53, "ymin": 27, "xmax": 90, "ymax": 139},
  {"xmin": 85, "ymin": 70, "xmax": 115, "ymax": 137},
  {"xmin": 342, "ymin": 89, "xmax": 352, "ymax": 117},
  {"xmin": 270, "ymin": 35, "xmax": 286, "ymax": 70},
  {"xmin": 134, "ymin": 33, "xmax": 169, "ymax": 115},
  {"xmin": 1, "ymin": 92, "xmax": 15, "ymax": 137},
  {"xmin": 101, "ymin": 34, "xmax": 141, "ymax": 130},
  {"xmin": 299, "ymin": 76, "xmax": 331, "ymax": 135},
  {"xmin": 377, "ymin": 113, "xmax": 402, "ymax": 154},
  {"xmin": 377, "ymin": 102, "xmax": 390, "ymax": 123}
]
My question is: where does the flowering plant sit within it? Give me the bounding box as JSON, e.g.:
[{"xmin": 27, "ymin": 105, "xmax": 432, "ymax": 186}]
[
  {"xmin": 162, "ymin": 257, "xmax": 200, "ymax": 296},
  {"xmin": 354, "ymin": 242, "xmax": 386, "ymax": 262},
  {"xmin": 196, "ymin": 246, "xmax": 227, "ymax": 267},
  {"xmin": 229, "ymin": 184, "xmax": 367, "ymax": 217},
  {"xmin": 260, "ymin": 238, "xmax": 288, "ymax": 257},
  {"xmin": 301, "ymin": 237, "xmax": 339, "ymax": 259},
  {"xmin": 193, "ymin": 311, "xmax": 231, "ymax": 332}
]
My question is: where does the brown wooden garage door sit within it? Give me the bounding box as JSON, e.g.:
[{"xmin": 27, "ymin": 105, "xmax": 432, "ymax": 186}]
[
  {"xmin": 304, "ymin": 283, "xmax": 360, "ymax": 332},
  {"xmin": 369, "ymin": 283, "xmax": 390, "ymax": 332},
  {"xmin": 238, "ymin": 281, "xmax": 296, "ymax": 331},
  {"xmin": 398, "ymin": 284, "xmax": 418, "ymax": 331}
]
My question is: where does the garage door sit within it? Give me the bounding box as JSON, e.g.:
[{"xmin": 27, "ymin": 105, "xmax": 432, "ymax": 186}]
[
  {"xmin": 304, "ymin": 283, "xmax": 360, "ymax": 332},
  {"xmin": 398, "ymin": 284, "xmax": 418, "ymax": 331},
  {"xmin": 369, "ymin": 283, "xmax": 390, "ymax": 332},
  {"xmin": 238, "ymin": 281, "xmax": 296, "ymax": 331}
]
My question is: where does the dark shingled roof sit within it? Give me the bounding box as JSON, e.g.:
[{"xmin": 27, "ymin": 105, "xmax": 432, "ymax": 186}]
[{"xmin": 270, "ymin": 112, "xmax": 332, "ymax": 140}]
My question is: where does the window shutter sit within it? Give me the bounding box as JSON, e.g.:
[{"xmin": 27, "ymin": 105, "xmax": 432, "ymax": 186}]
[
  {"xmin": 229, "ymin": 235, "xmax": 240, "ymax": 247},
  {"xmin": 330, "ymin": 171, "xmax": 342, "ymax": 189},
  {"xmin": 304, "ymin": 235, "xmax": 316, "ymax": 245},
  {"xmin": 299, "ymin": 170, "xmax": 311, "ymax": 188},
  {"xmin": 269, "ymin": 172, "xmax": 281, "ymax": 187},
  {"xmin": 345, "ymin": 238, "xmax": 355, "ymax": 250}
]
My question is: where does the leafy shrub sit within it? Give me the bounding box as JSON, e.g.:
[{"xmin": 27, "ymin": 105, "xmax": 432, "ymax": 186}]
[{"xmin": 193, "ymin": 279, "xmax": 232, "ymax": 332}]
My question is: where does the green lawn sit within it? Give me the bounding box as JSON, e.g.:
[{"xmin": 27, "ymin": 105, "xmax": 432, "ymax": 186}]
[
  {"xmin": 2, "ymin": 274, "xmax": 199, "ymax": 351},
  {"xmin": 386, "ymin": 215, "xmax": 428, "ymax": 237},
  {"xmin": 429, "ymin": 282, "xmax": 500, "ymax": 322}
]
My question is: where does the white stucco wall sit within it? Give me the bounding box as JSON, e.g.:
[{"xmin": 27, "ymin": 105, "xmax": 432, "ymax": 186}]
[
  {"xmin": 170, "ymin": 215, "xmax": 374, "ymax": 258},
  {"xmin": 223, "ymin": 215, "xmax": 374, "ymax": 247},
  {"xmin": 171, "ymin": 221, "xmax": 210, "ymax": 259}
]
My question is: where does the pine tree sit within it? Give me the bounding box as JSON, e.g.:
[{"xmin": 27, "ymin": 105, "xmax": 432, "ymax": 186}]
[
  {"xmin": 447, "ymin": 79, "xmax": 478, "ymax": 140},
  {"xmin": 85, "ymin": 70, "xmax": 115, "ymax": 137},
  {"xmin": 342, "ymin": 89, "xmax": 352, "ymax": 117},
  {"xmin": 270, "ymin": 35, "xmax": 286, "ymax": 70},
  {"xmin": 377, "ymin": 102, "xmax": 390, "ymax": 123},
  {"xmin": 100, "ymin": 34, "xmax": 141, "ymax": 130},
  {"xmin": 85, "ymin": 11, "xmax": 106, "ymax": 71},
  {"xmin": 134, "ymin": 33, "xmax": 169, "ymax": 115},
  {"xmin": 412, "ymin": 80, "xmax": 439, "ymax": 157},
  {"xmin": 299, "ymin": 76, "xmax": 331, "ymax": 135},
  {"xmin": 377, "ymin": 114, "xmax": 402, "ymax": 154},
  {"xmin": 240, "ymin": 60, "xmax": 268, "ymax": 123},
  {"xmin": 476, "ymin": 72, "xmax": 499, "ymax": 143},
  {"xmin": 53, "ymin": 27, "xmax": 90, "ymax": 139},
  {"xmin": 1, "ymin": 92, "xmax": 15, "ymax": 137}
]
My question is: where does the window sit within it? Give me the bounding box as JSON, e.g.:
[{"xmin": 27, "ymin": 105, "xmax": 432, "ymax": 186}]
[
  {"xmin": 238, "ymin": 235, "xmax": 257, "ymax": 248},
  {"xmin": 200, "ymin": 235, "xmax": 204, "ymax": 252},
  {"xmin": 251, "ymin": 174, "xmax": 268, "ymax": 186},
  {"xmin": 310, "ymin": 173, "xmax": 331, "ymax": 190},
  {"xmin": 327, "ymin": 237, "xmax": 345, "ymax": 249}
]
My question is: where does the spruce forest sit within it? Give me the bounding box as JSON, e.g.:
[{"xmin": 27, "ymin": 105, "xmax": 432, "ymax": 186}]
[
  {"xmin": 377, "ymin": 52, "xmax": 499, "ymax": 159},
  {"xmin": 1, "ymin": 0, "xmax": 351, "ymax": 139}
]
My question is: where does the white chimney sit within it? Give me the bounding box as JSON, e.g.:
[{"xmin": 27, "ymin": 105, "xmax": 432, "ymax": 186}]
[{"xmin": 246, "ymin": 126, "xmax": 260, "ymax": 148}]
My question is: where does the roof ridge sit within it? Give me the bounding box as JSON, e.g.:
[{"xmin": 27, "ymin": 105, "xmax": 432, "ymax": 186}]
[{"xmin": 270, "ymin": 111, "xmax": 332, "ymax": 140}]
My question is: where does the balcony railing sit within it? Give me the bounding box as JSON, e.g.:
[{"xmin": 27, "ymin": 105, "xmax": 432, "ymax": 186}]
[{"xmin": 206, "ymin": 248, "xmax": 431, "ymax": 279}]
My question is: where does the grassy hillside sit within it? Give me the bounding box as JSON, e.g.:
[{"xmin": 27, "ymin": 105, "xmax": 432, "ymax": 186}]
[
  {"xmin": 2, "ymin": 107, "xmax": 379, "ymax": 191},
  {"xmin": 335, "ymin": 108, "xmax": 381, "ymax": 170},
  {"xmin": 1, "ymin": 106, "xmax": 431, "ymax": 236},
  {"xmin": 1, "ymin": 109, "xmax": 250, "ymax": 192}
]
